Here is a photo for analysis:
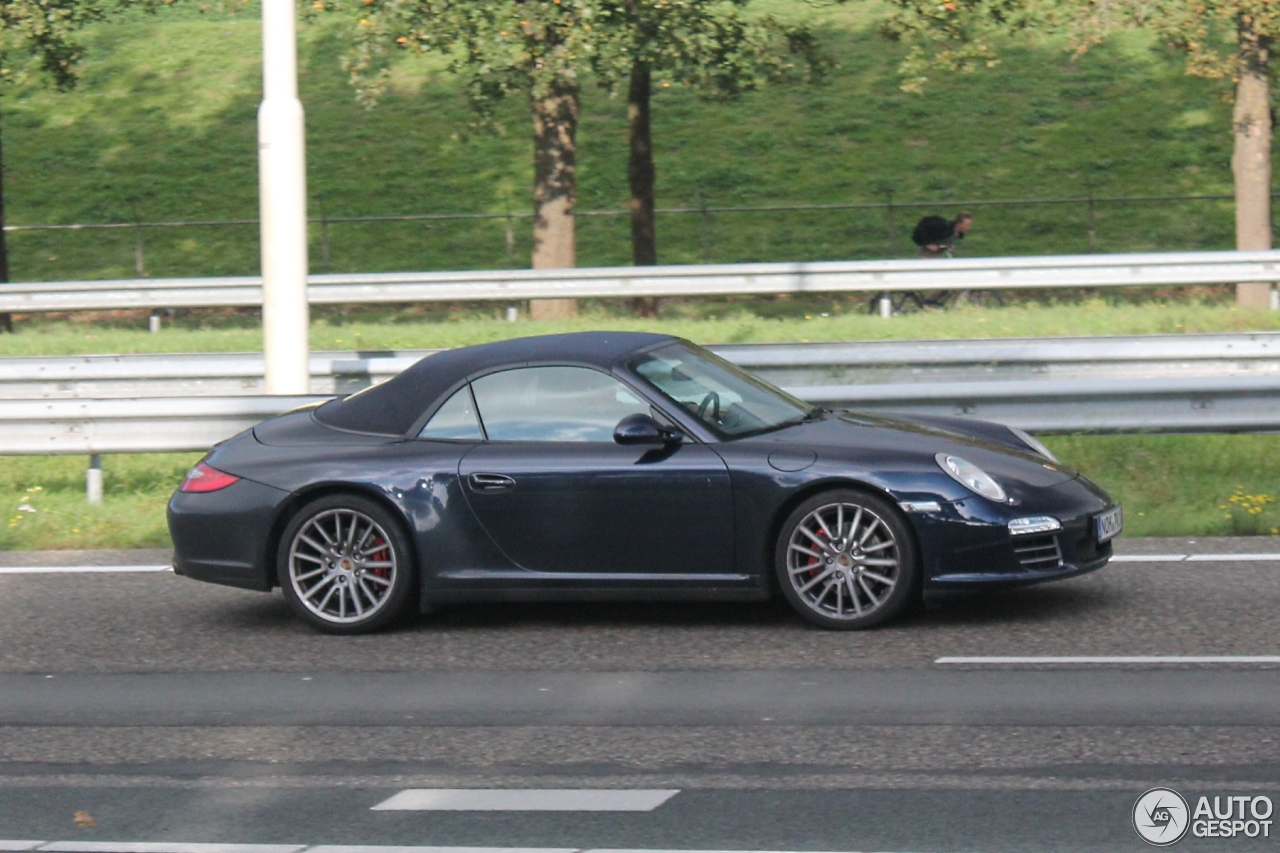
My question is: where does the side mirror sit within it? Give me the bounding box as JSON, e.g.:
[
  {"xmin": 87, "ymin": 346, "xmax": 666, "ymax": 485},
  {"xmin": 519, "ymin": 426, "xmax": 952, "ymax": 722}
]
[{"xmin": 614, "ymin": 413, "xmax": 683, "ymax": 446}]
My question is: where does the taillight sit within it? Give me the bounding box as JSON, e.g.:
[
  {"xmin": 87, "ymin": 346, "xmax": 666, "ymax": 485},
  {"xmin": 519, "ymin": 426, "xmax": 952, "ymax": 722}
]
[{"xmin": 180, "ymin": 462, "xmax": 241, "ymax": 493}]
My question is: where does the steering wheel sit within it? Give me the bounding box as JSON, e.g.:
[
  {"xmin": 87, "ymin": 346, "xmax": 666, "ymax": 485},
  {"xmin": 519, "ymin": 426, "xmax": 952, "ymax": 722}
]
[{"xmin": 695, "ymin": 391, "xmax": 721, "ymax": 422}]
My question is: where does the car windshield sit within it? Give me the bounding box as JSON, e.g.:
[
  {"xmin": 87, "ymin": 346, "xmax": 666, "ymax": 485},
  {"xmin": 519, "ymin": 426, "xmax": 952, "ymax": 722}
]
[{"xmin": 630, "ymin": 342, "xmax": 818, "ymax": 438}]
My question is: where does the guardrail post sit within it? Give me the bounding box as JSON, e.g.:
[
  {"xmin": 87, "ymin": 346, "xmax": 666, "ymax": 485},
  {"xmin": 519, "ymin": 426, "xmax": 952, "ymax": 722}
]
[
  {"xmin": 87, "ymin": 454, "xmax": 103, "ymax": 505},
  {"xmin": 879, "ymin": 294, "xmax": 892, "ymax": 318},
  {"xmin": 149, "ymin": 313, "xmax": 161, "ymax": 333}
]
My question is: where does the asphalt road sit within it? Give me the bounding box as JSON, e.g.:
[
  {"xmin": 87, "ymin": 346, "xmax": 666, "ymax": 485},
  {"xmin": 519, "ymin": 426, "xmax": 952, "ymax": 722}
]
[{"xmin": 2, "ymin": 537, "xmax": 1279, "ymax": 852}]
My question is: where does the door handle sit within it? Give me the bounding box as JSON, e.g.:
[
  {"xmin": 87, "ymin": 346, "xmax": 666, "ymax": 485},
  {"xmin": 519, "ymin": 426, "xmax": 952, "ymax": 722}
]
[{"xmin": 468, "ymin": 472, "xmax": 516, "ymax": 493}]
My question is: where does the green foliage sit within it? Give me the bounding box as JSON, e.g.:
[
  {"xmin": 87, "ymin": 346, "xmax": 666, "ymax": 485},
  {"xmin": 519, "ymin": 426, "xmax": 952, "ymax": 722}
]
[{"xmin": 880, "ymin": 0, "xmax": 1280, "ymax": 89}]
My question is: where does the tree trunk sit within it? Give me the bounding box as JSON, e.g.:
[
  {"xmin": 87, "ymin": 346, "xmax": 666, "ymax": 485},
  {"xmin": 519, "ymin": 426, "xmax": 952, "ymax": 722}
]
[
  {"xmin": 627, "ymin": 57, "xmax": 659, "ymax": 317},
  {"xmin": 1234, "ymin": 16, "xmax": 1274, "ymax": 308},
  {"xmin": 528, "ymin": 80, "xmax": 579, "ymax": 321},
  {"xmin": 0, "ymin": 108, "xmax": 12, "ymax": 334}
]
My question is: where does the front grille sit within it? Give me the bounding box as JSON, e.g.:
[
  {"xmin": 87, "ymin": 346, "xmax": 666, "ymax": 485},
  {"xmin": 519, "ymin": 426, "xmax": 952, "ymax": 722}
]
[{"xmin": 1013, "ymin": 534, "xmax": 1063, "ymax": 570}]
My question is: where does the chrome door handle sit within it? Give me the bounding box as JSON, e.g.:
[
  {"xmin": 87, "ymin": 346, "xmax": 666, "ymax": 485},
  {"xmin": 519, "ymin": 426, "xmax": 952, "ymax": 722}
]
[{"xmin": 468, "ymin": 472, "xmax": 516, "ymax": 492}]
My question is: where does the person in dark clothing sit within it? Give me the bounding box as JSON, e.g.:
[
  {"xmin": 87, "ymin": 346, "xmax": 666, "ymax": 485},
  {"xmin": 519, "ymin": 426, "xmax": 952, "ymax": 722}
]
[{"xmin": 912, "ymin": 211, "xmax": 972, "ymax": 258}]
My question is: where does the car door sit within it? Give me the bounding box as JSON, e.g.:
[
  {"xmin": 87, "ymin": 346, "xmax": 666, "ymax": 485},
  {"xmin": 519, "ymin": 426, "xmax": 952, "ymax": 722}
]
[{"xmin": 456, "ymin": 365, "xmax": 735, "ymax": 577}]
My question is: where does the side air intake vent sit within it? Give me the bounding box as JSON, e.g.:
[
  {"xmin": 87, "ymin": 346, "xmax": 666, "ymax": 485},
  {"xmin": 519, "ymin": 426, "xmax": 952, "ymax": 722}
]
[{"xmin": 1013, "ymin": 534, "xmax": 1063, "ymax": 570}]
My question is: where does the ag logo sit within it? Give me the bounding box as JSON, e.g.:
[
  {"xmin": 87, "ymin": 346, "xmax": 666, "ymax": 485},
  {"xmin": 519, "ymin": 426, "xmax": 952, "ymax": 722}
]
[{"xmin": 1134, "ymin": 787, "xmax": 1190, "ymax": 846}]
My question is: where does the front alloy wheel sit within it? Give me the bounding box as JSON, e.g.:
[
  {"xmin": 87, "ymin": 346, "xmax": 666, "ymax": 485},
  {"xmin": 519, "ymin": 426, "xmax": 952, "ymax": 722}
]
[
  {"xmin": 277, "ymin": 495, "xmax": 415, "ymax": 634},
  {"xmin": 776, "ymin": 489, "xmax": 919, "ymax": 629}
]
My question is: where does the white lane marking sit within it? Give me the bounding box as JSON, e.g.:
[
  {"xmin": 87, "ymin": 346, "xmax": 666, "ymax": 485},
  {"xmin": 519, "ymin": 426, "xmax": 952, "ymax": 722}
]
[
  {"xmin": 311, "ymin": 848, "xmax": 577, "ymax": 853},
  {"xmin": 936, "ymin": 655, "xmax": 1280, "ymax": 664},
  {"xmin": 1109, "ymin": 553, "xmax": 1280, "ymax": 563},
  {"xmin": 0, "ymin": 566, "xmax": 171, "ymax": 575},
  {"xmin": 39, "ymin": 846, "xmax": 304, "ymax": 853},
  {"xmin": 370, "ymin": 789, "xmax": 679, "ymax": 812},
  {"xmin": 1186, "ymin": 553, "xmax": 1280, "ymax": 561},
  {"xmin": 1, "ymin": 848, "xmax": 897, "ymax": 853}
]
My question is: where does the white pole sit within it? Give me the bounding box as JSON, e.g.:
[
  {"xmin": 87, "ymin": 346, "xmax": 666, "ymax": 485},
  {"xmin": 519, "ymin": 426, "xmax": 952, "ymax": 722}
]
[{"xmin": 258, "ymin": 0, "xmax": 310, "ymax": 394}]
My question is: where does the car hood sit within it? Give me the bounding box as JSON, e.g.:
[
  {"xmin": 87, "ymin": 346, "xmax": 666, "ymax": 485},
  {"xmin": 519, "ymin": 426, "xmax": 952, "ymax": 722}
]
[{"xmin": 751, "ymin": 409, "xmax": 1078, "ymax": 490}]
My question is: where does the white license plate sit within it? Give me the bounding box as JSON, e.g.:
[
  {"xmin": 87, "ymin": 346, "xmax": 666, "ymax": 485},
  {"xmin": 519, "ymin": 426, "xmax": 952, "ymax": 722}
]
[{"xmin": 1095, "ymin": 506, "xmax": 1123, "ymax": 542}]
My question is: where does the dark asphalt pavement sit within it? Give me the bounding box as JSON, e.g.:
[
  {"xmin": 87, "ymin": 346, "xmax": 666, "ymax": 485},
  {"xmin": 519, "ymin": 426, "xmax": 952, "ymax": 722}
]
[{"xmin": 1, "ymin": 537, "xmax": 1278, "ymax": 852}]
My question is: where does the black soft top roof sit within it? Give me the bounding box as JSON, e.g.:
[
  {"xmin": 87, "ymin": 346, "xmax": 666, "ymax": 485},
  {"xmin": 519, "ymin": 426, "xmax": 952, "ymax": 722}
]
[{"xmin": 314, "ymin": 331, "xmax": 676, "ymax": 435}]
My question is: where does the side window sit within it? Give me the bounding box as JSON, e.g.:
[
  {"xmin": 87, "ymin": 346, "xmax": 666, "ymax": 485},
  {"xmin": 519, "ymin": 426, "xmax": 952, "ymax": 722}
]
[
  {"xmin": 418, "ymin": 386, "xmax": 484, "ymax": 440},
  {"xmin": 470, "ymin": 366, "xmax": 650, "ymax": 442}
]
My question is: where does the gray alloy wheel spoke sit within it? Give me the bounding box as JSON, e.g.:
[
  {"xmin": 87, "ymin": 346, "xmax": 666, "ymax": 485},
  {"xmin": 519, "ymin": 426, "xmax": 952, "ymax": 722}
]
[
  {"xmin": 787, "ymin": 501, "xmax": 899, "ymax": 622},
  {"xmin": 788, "ymin": 543, "xmax": 826, "ymax": 560},
  {"xmin": 798, "ymin": 526, "xmax": 832, "ymax": 552},
  {"xmin": 797, "ymin": 566, "xmax": 838, "ymax": 593},
  {"xmin": 289, "ymin": 508, "xmax": 398, "ymax": 625},
  {"xmin": 298, "ymin": 534, "xmax": 330, "ymax": 555},
  {"xmin": 847, "ymin": 576, "xmax": 863, "ymax": 615},
  {"xmin": 813, "ymin": 511, "xmax": 835, "ymax": 540},
  {"xmin": 858, "ymin": 517, "xmax": 881, "ymax": 546},
  {"xmin": 860, "ymin": 569, "xmax": 895, "ymax": 586},
  {"xmin": 845, "ymin": 507, "xmax": 862, "ymax": 543},
  {"xmin": 858, "ymin": 575, "xmax": 882, "ymax": 607}
]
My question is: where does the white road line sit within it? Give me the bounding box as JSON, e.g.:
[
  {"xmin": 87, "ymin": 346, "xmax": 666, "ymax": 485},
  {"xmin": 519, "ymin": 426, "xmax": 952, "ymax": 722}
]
[
  {"xmin": 1186, "ymin": 553, "xmax": 1280, "ymax": 561},
  {"xmin": 936, "ymin": 655, "xmax": 1280, "ymax": 664},
  {"xmin": 0, "ymin": 848, "xmax": 896, "ymax": 853},
  {"xmin": 38, "ymin": 846, "xmax": 304, "ymax": 853},
  {"xmin": 0, "ymin": 566, "xmax": 171, "ymax": 574},
  {"xmin": 1109, "ymin": 553, "xmax": 1280, "ymax": 563},
  {"xmin": 311, "ymin": 848, "xmax": 578, "ymax": 853},
  {"xmin": 370, "ymin": 789, "xmax": 680, "ymax": 812}
]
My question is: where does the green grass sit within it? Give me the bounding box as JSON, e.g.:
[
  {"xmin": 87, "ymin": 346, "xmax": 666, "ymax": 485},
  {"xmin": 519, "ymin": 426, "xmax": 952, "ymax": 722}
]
[
  {"xmin": 3, "ymin": 436, "xmax": 1277, "ymax": 551},
  {"xmin": 1, "ymin": 453, "xmax": 200, "ymax": 550},
  {"xmin": 0, "ymin": 1, "xmax": 1244, "ymax": 281}
]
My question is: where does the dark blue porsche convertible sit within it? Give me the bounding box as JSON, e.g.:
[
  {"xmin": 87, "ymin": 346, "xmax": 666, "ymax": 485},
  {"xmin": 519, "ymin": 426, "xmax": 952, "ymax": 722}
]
[{"xmin": 168, "ymin": 331, "xmax": 1121, "ymax": 633}]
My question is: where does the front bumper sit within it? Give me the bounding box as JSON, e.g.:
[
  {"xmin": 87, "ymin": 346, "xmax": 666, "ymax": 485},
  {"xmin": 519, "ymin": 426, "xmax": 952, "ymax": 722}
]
[{"xmin": 909, "ymin": 474, "xmax": 1118, "ymax": 595}]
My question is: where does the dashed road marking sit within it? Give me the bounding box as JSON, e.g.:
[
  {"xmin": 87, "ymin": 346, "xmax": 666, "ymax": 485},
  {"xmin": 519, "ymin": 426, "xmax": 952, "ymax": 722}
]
[
  {"xmin": 38, "ymin": 846, "xmax": 304, "ymax": 853},
  {"xmin": 936, "ymin": 655, "xmax": 1280, "ymax": 664},
  {"xmin": 370, "ymin": 789, "xmax": 680, "ymax": 812},
  {"xmin": 1111, "ymin": 553, "xmax": 1280, "ymax": 563},
  {"xmin": 0, "ymin": 566, "xmax": 171, "ymax": 574}
]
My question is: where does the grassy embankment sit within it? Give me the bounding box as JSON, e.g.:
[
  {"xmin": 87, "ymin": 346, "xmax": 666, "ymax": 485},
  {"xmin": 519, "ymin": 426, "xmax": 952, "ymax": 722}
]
[{"xmin": 1, "ymin": 3, "xmax": 1277, "ymax": 548}]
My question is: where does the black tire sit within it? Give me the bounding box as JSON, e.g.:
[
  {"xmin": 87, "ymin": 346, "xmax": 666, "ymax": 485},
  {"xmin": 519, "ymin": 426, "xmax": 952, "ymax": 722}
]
[
  {"xmin": 276, "ymin": 493, "xmax": 417, "ymax": 634},
  {"xmin": 775, "ymin": 488, "xmax": 919, "ymax": 630}
]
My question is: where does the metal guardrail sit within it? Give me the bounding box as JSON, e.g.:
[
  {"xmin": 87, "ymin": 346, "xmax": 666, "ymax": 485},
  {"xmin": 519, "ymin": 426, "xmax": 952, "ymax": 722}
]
[
  {"xmin": 5, "ymin": 332, "xmax": 1280, "ymax": 399},
  {"xmin": 5, "ymin": 333, "xmax": 1280, "ymax": 456},
  {"xmin": 1, "ymin": 250, "xmax": 1278, "ymax": 313}
]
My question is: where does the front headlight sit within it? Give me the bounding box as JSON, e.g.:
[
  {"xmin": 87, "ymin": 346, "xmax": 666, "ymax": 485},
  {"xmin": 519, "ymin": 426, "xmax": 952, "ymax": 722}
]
[
  {"xmin": 1008, "ymin": 426, "xmax": 1059, "ymax": 463},
  {"xmin": 937, "ymin": 453, "xmax": 1008, "ymax": 502}
]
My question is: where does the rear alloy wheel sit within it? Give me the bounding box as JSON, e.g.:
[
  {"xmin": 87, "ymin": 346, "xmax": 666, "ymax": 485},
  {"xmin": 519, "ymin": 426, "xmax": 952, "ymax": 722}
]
[
  {"xmin": 775, "ymin": 489, "xmax": 919, "ymax": 629},
  {"xmin": 277, "ymin": 494, "xmax": 416, "ymax": 634}
]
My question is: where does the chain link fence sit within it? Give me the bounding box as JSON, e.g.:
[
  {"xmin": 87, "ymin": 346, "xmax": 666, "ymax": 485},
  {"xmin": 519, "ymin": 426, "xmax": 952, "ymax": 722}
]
[{"xmin": 2, "ymin": 191, "xmax": 1245, "ymax": 283}]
